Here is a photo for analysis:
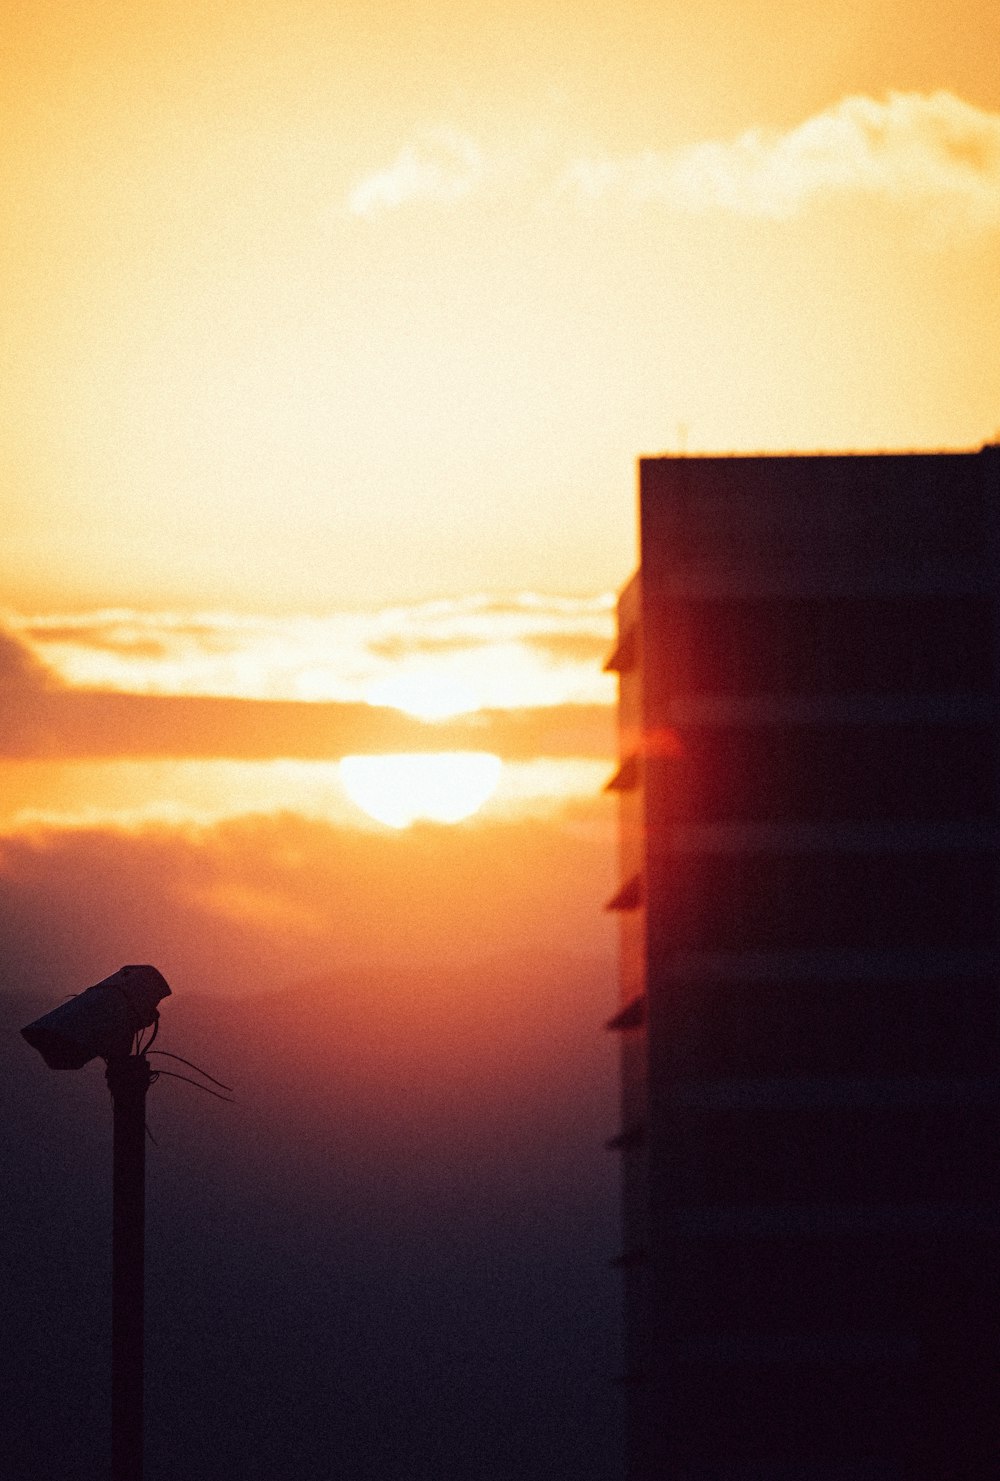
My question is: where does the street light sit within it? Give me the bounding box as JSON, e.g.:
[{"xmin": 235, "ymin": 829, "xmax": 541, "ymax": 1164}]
[
  {"xmin": 22, "ymin": 965, "xmax": 172, "ymax": 1481},
  {"xmin": 22, "ymin": 964, "xmax": 170, "ymax": 1069}
]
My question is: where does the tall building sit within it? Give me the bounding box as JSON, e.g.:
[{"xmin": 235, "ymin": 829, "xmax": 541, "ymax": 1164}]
[{"xmin": 605, "ymin": 447, "xmax": 1000, "ymax": 1480}]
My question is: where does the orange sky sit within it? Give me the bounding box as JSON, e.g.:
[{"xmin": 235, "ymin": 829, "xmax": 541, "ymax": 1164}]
[
  {"xmin": 0, "ymin": 599, "xmax": 616, "ymax": 832},
  {"xmin": 1, "ymin": 0, "xmax": 998, "ymax": 988},
  {"xmin": 3, "ymin": 0, "xmax": 998, "ymax": 612}
]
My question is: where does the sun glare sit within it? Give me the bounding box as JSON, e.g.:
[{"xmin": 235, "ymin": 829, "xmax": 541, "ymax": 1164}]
[
  {"xmin": 364, "ymin": 671, "xmax": 482, "ymax": 720},
  {"xmin": 338, "ymin": 752, "xmax": 503, "ymax": 829}
]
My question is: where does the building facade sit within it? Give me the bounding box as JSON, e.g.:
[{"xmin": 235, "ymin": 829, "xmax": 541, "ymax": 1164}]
[{"xmin": 606, "ymin": 447, "xmax": 1000, "ymax": 1480}]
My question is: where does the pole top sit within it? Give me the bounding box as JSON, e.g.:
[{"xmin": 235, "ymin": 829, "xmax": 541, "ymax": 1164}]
[{"xmin": 21, "ymin": 965, "xmax": 171, "ymax": 1070}]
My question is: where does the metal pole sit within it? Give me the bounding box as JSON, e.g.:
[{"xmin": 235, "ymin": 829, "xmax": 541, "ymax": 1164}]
[{"xmin": 106, "ymin": 1054, "xmax": 151, "ymax": 1481}]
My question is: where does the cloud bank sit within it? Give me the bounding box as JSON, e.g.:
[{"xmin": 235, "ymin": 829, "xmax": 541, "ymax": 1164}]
[
  {"xmin": 13, "ymin": 593, "xmax": 616, "ymax": 710},
  {"xmin": 0, "ymin": 622, "xmax": 615, "ymax": 762},
  {"xmin": 563, "ymin": 91, "xmax": 1000, "ymax": 230},
  {"xmin": 0, "ymin": 806, "xmax": 616, "ymax": 994}
]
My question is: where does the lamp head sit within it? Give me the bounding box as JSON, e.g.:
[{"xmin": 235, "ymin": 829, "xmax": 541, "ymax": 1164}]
[{"xmin": 21, "ymin": 965, "xmax": 171, "ymax": 1070}]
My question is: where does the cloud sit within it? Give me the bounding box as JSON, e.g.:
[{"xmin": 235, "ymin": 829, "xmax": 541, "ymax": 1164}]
[
  {"xmin": 346, "ymin": 128, "xmax": 484, "ymax": 217},
  {"xmin": 0, "ymin": 684, "xmax": 614, "ymax": 763},
  {"xmin": 0, "ymin": 621, "xmax": 614, "ymax": 761},
  {"xmin": 0, "ymin": 807, "xmax": 616, "ymax": 996},
  {"xmin": 562, "ymin": 91, "xmax": 1000, "ymax": 232},
  {"xmin": 0, "ymin": 630, "xmax": 56, "ymax": 692},
  {"xmin": 11, "ymin": 593, "xmax": 617, "ymax": 714}
]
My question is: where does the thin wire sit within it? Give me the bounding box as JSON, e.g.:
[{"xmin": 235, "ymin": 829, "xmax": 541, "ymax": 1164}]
[
  {"xmin": 147, "ymin": 1050, "xmax": 233, "ymax": 1092},
  {"xmin": 153, "ymin": 1069, "xmax": 235, "ymax": 1103},
  {"xmin": 138, "ymin": 1017, "xmax": 160, "ymax": 1055},
  {"xmin": 136, "ymin": 1017, "xmax": 158, "ymax": 1055}
]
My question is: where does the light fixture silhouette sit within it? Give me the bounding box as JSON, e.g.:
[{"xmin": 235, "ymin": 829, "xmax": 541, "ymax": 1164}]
[{"xmin": 22, "ymin": 964, "xmax": 170, "ymax": 1069}]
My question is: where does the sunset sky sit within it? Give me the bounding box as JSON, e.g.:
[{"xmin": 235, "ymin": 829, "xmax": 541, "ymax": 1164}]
[
  {"xmin": 2, "ymin": 3, "xmax": 998, "ymax": 1476},
  {"xmin": 3, "ymin": 0, "xmax": 999, "ymax": 612}
]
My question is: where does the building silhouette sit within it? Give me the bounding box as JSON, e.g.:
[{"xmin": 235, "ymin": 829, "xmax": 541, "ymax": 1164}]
[{"xmin": 605, "ymin": 446, "xmax": 1000, "ymax": 1480}]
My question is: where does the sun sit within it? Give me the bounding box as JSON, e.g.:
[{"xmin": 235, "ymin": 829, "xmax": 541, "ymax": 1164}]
[{"xmin": 338, "ymin": 752, "xmax": 503, "ymax": 829}]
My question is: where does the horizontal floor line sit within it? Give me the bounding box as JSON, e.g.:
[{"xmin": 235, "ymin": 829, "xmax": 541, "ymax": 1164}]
[
  {"xmin": 667, "ymin": 1074, "xmax": 1000, "ymax": 1110},
  {"xmin": 655, "ymin": 948, "xmax": 1000, "ymax": 983},
  {"xmin": 666, "ymin": 1203, "xmax": 1000, "ymax": 1238},
  {"xmin": 655, "ymin": 693, "xmax": 996, "ymax": 725},
  {"xmin": 654, "ymin": 822, "xmax": 1000, "ymax": 852}
]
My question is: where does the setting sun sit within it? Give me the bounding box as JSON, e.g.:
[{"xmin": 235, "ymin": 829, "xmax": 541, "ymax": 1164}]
[{"xmin": 338, "ymin": 752, "xmax": 503, "ymax": 829}]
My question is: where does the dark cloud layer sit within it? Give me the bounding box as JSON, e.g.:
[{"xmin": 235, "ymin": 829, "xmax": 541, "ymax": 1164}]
[
  {"xmin": 0, "ymin": 626, "xmax": 614, "ymax": 761},
  {"xmin": 0, "ymin": 629, "xmax": 56, "ymax": 691}
]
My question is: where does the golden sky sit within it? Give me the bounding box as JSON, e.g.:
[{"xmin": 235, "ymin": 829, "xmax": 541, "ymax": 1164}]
[
  {"xmin": 3, "ymin": 0, "xmax": 999, "ymax": 613},
  {"xmin": 1, "ymin": 0, "xmax": 998, "ymax": 989},
  {"xmin": 0, "ymin": 596, "xmax": 615, "ymax": 829}
]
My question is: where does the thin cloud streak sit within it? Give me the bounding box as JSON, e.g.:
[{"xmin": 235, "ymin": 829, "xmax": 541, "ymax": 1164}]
[
  {"xmin": 562, "ymin": 91, "xmax": 1000, "ymax": 232},
  {"xmin": 0, "ymin": 685, "xmax": 615, "ymax": 762},
  {"xmin": 346, "ymin": 128, "xmax": 485, "ymax": 217}
]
